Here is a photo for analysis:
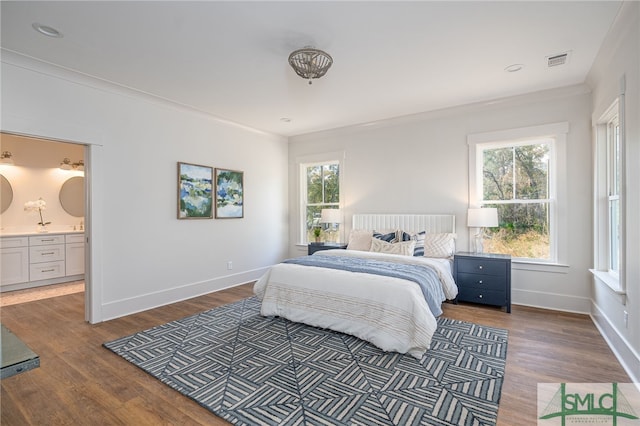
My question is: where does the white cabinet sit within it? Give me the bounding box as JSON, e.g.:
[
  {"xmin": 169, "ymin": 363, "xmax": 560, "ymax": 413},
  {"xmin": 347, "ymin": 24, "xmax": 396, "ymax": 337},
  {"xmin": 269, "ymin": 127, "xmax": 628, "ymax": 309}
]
[
  {"xmin": 1, "ymin": 237, "xmax": 29, "ymax": 286},
  {"xmin": 28, "ymin": 235, "xmax": 65, "ymax": 281},
  {"xmin": 65, "ymin": 234, "xmax": 85, "ymax": 276},
  {"xmin": 1, "ymin": 232, "xmax": 85, "ymax": 291}
]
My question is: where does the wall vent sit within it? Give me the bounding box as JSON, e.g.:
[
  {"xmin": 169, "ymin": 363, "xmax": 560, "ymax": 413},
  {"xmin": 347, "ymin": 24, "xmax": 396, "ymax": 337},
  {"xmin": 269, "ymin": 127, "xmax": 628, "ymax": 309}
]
[{"xmin": 547, "ymin": 52, "xmax": 570, "ymax": 67}]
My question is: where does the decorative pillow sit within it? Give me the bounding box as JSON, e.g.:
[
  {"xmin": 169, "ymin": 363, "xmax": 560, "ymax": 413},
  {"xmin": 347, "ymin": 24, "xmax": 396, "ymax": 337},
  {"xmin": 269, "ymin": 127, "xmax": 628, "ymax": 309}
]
[
  {"xmin": 422, "ymin": 233, "xmax": 456, "ymax": 258},
  {"xmin": 373, "ymin": 230, "xmax": 400, "ymax": 243},
  {"xmin": 401, "ymin": 230, "xmax": 426, "ymax": 256},
  {"xmin": 369, "ymin": 238, "xmax": 416, "ymax": 256},
  {"xmin": 347, "ymin": 229, "xmax": 374, "ymax": 251}
]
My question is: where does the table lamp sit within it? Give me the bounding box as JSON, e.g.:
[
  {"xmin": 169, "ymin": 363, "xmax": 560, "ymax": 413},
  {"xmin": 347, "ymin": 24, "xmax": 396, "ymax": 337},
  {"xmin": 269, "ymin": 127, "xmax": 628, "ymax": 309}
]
[{"xmin": 467, "ymin": 208, "xmax": 498, "ymax": 253}]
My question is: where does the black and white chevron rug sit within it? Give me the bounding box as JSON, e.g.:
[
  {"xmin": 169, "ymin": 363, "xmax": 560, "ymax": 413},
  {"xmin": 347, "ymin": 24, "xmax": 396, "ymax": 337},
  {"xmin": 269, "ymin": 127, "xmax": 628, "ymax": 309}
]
[{"xmin": 104, "ymin": 296, "xmax": 508, "ymax": 425}]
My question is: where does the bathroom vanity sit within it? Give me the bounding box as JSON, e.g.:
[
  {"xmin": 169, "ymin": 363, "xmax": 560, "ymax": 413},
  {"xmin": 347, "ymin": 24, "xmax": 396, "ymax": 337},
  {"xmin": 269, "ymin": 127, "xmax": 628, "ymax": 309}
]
[{"xmin": 0, "ymin": 231, "xmax": 84, "ymax": 292}]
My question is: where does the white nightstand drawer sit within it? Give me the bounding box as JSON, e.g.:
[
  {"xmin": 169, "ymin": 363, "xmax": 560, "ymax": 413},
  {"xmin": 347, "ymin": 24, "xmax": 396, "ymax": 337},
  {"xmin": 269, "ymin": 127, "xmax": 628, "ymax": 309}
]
[
  {"xmin": 29, "ymin": 235, "xmax": 65, "ymax": 246},
  {"xmin": 29, "ymin": 261, "xmax": 65, "ymax": 281},
  {"xmin": 29, "ymin": 244, "xmax": 65, "ymax": 263}
]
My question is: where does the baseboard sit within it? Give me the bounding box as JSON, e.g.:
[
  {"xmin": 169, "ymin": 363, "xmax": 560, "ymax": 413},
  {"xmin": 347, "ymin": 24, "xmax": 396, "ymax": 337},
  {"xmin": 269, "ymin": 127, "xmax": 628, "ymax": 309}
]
[
  {"xmin": 590, "ymin": 301, "xmax": 640, "ymax": 384},
  {"xmin": 512, "ymin": 288, "xmax": 591, "ymax": 314},
  {"xmin": 100, "ymin": 267, "xmax": 268, "ymax": 321},
  {"xmin": 1, "ymin": 274, "xmax": 84, "ymax": 293}
]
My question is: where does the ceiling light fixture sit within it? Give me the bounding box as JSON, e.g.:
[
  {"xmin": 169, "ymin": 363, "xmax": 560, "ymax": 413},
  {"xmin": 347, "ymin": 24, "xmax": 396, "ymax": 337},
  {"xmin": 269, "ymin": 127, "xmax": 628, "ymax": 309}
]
[
  {"xmin": 288, "ymin": 47, "xmax": 333, "ymax": 85},
  {"xmin": 60, "ymin": 158, "xmax": 72, "ymax": 170},
  {"xmin": 504, "ymin": 64, "xmax": 524, "ymax": 73},
  {"xmin": 60, "ymin": 158, "xmax": 84, "ymax": 171},
  {"xmin": 32, "ymin": 23, "xmax": 63, "ymax": 38},
  {"xmin": 0, "ymin": 151, "xmax": 14, "ymax": 165}
]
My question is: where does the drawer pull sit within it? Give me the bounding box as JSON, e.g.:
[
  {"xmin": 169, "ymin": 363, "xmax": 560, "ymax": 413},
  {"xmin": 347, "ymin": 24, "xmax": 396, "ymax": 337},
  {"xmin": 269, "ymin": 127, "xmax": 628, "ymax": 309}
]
[
  {"xmin": 41, "ymin": 252, "xmax": 55, "ymax": 255},
  {"xmin": 41, "ymin": 239, "xmax": 55, "ymax": 242},
  {"xmin": 478, "ymin": 294, "xmax": 483, "ymax": 299},
  {"xmin": 42, "ymin": 269, "xmax": 55, "ymax": 273},
  {"xmin": 478, "ymin": 265, "xmax": 483, "ymax": 270},
  {"xmin": 478, "ymin": 280, "xmax": 483, "ymax": 284}
]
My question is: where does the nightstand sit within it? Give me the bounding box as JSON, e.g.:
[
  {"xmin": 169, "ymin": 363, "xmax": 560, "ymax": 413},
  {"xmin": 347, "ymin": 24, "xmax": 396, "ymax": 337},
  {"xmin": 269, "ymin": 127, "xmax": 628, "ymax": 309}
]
[
  {"xmin": 453, "ymin": 252, "xmax": 511, "ymax": 313},
  {"xmin": 308, "ymin": 242, "xmax": 348, "ymax": 255}
]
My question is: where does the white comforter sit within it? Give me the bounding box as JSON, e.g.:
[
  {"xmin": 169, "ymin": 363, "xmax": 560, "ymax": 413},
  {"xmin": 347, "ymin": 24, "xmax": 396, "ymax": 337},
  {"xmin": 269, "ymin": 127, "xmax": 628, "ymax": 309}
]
[{"xmin": 253, "ymin": 250, "xmax": 458, "ymax": 359}]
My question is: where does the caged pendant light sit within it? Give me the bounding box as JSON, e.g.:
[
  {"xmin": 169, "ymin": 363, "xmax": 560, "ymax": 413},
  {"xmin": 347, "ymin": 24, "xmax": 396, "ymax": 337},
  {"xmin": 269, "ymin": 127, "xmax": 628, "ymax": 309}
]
[{"xmin": 288, "ymin": 47, "xmax": 333, "ymax": 85}]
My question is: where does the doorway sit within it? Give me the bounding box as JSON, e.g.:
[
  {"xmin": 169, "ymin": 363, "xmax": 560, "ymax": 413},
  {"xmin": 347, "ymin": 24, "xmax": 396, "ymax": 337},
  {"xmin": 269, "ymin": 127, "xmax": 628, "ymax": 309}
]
[{"xmin": 0, "ymin": 132, "xmax": 93, "ymax": 321}]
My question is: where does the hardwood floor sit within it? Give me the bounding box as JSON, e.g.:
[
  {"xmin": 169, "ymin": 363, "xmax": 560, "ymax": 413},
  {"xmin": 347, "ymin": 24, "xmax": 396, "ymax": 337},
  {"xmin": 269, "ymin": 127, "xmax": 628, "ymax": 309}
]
[{"xmin": 0, "ymin": 283, "xmax": 630, "ymax": 425}]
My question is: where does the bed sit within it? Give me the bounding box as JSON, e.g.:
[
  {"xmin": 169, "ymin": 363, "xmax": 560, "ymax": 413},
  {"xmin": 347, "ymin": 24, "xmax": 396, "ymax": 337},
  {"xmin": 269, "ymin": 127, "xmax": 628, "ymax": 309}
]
[{"xmin": 253, "ymin": 214, "xmax": 458, "ymax": 359}]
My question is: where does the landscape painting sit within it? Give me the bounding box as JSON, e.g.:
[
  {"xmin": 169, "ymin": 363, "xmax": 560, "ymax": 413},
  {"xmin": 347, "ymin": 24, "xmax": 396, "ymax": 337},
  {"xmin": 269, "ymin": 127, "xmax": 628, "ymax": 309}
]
[
  {"xmin": 178, "ymin": 162, "xmax": 213, "ymax": 219},
  {"xmin": 215, "ymin": 168, "xmax": 244, "ymax": 218}
]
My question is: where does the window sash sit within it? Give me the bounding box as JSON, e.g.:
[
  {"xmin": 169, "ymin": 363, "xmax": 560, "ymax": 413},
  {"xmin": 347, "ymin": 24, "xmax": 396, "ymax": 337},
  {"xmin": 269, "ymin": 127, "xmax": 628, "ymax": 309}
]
[
  {"xmin": 606, "ymin": 116, "xmax": 621, "ymax": 274},
  {"xmin": 479, "ymin": 141, "xmax": 555, "ymax": 261},
  {"xmin": 299, "ymin": 159, "xmax": 341, "ymax": 244}
]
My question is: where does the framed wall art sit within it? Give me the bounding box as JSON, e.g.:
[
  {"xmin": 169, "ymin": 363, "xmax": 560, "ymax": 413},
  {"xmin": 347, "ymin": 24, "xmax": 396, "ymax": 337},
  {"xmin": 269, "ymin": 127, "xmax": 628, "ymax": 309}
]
[
  {"xmin": 177, "ymin": 162, "xmax": 213, "ymax": 219},
  {"xmin": 215, "ymin": 168, "xmax": 244, "ymax": 219}
]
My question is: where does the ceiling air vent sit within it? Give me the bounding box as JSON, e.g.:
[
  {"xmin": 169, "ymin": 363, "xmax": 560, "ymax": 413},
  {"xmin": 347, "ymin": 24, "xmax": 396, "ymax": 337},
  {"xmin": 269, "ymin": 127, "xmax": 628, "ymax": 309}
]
[{"xmin": 547, "ymin": 52, "xmax": 570, "ymax": 68}]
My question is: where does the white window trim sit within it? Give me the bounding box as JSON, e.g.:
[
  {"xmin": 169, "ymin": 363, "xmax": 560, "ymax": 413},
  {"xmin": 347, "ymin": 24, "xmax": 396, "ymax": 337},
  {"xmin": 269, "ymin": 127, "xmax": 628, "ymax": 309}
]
[
  {"xmin": 592, "ymin": 80, "xmax": 626, "ymax": 294},
  {"xmin": 468, "ymin": 122, "xmax": 569, "ymax": 268},
  {"xmin": 296, "ymin": 151, "xmax": 345, "ymax": 245}
]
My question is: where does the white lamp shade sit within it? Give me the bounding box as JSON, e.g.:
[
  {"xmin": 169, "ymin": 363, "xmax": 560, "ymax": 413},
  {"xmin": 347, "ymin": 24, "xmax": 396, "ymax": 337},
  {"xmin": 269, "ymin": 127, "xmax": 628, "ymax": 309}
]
[
  {"xmin": 467, "ymin": 208, "xmax": 498, "ymax": 227},
  {"xmin": 320, "ymin": 208, "xmax": 341, "ymax": 224}
]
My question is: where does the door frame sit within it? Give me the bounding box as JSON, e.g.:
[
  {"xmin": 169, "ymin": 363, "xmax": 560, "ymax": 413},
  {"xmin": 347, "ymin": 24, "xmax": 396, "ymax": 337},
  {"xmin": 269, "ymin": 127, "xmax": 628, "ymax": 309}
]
[{"xmin": 1, "ymin": 128, "xmax": 103, "ymax": 323}]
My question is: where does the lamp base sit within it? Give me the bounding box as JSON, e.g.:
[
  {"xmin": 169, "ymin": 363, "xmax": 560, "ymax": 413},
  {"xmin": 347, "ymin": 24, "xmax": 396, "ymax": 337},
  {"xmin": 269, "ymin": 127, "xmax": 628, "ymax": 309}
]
[{"xmin": 473, "ymin": 230, "xmax": 484, "ymax": 253}]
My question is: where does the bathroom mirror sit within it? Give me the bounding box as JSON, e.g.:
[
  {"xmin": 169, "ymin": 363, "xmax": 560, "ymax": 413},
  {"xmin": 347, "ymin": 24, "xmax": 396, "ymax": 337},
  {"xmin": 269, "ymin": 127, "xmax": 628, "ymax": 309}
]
[
  {"xmin": 59, "ymin": 176, "xmax": 85, "ymax": 217},
  {"xmin": 1, "ymin": 175, "xmax": 13, "ymax": 214}
]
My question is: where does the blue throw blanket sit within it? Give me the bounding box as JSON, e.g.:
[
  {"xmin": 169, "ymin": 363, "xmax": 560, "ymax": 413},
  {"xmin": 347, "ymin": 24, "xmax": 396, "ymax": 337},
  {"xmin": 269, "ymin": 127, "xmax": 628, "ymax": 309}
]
[{"xmin": 283, "ymin": 255, "xmax": 446, "ymax": 317}]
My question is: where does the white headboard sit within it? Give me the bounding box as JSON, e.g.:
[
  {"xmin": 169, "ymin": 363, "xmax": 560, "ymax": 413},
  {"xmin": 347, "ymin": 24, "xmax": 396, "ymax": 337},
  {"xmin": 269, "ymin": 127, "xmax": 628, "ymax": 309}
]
[{"xmin": 352, "ymin": 214, "xmax": 456, "ymax": 233}]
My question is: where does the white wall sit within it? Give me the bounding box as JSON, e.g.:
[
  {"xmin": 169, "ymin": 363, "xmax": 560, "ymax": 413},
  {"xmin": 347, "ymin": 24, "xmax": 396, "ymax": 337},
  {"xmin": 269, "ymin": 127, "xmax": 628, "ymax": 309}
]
[
  {"xmin": 587, "ymin": 1, "xmax": 639, "ymax": 383},
  {"xmin": 1, "ymin": 51, "xmax": 289, "ymax": 321},
  {"xmin": 289, "ymin": 84, "xmax": 594, "ymax": 314}
]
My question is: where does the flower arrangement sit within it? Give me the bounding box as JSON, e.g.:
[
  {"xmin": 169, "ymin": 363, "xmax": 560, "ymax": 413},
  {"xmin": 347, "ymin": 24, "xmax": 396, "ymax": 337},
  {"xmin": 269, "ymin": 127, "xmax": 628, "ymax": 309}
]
[
  {"xmin": 313, "ymin": 226, "xmax": 322, "ymax": 242},
  {"xmin": 24, "ymin": 198, "xmax": 51, "ymax": 227}
]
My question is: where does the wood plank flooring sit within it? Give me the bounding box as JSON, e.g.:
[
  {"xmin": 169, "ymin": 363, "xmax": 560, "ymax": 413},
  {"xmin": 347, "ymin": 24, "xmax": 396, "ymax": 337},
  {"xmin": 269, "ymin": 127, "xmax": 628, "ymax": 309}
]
[{"xmin": 0, "ymin": 283, "xmax": 630, "ymax": 425}]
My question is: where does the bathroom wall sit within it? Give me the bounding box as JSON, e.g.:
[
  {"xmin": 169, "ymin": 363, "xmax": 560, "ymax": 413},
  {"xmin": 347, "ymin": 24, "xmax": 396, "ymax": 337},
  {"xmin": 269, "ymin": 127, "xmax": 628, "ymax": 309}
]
[{"xmin": 0, "ymin": 133, "xmax": 85, "ymax": 233}]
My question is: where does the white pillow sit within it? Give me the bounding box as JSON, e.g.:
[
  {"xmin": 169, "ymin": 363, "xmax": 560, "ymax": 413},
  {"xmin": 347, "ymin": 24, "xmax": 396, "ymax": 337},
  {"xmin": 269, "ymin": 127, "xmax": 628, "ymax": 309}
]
[
  {"xmin": 347, "ymin": 229, "xmax": 373, "ymax": 251},
  {"xmin": 399, "ymin": 230, "xmax": 426, "ymax": 256},
  {"xmin": 423, "ymin": 233, "xmax": 456, "ymax": 258},
  {"xmin": 369, "ymin": 238, "xmax": 416, "ymax": 256}
]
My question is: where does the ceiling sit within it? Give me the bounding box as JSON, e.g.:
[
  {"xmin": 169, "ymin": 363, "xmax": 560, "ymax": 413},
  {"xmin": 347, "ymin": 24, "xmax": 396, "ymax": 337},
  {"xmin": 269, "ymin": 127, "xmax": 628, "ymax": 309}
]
[{"xmin": 1, "ymin": 1, "xmax": 622, "ymax": 137}]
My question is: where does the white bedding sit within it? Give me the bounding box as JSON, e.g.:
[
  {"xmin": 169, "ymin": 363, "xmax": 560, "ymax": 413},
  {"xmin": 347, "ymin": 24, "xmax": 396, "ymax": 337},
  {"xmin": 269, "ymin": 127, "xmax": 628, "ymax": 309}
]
[{"xmin": 253, "ymin": 249, "xmax": 458, "ymax": 359}]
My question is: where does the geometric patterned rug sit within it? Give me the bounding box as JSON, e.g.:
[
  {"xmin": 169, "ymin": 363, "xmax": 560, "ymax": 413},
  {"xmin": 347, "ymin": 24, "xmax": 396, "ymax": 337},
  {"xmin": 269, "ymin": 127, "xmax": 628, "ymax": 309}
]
[{"xmin": 104, "ymin": 296, "xmax": 508, "ymax": 425}]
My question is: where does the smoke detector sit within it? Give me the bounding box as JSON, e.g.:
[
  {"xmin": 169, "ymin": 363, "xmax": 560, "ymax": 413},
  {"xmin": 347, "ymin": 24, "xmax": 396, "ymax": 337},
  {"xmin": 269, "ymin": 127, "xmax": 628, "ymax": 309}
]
[{"xmin": 546, "ymin": 52, "xmax": 571, "ymax": 68}]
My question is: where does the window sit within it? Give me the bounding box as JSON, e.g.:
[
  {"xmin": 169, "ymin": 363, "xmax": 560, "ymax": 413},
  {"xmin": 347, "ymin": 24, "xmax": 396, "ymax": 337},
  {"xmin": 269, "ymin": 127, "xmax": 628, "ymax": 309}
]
[
  {"xmin": 593, "ymin": 97, "xmax": 624, "ymax": 291},
  {"xmin": 479, "ymin": 140, "xmax": 553, "ymax": 259},
  {"xmin": 299, "ymin": 155, "xmax": 342, "ymax": 244},
  {"xmin": 469, "ymin": 123, "xmax": 568, "ymax": 263},
  {"xmin": 606, "ymin": 114, "xmax": 621, "ymax": 275}
]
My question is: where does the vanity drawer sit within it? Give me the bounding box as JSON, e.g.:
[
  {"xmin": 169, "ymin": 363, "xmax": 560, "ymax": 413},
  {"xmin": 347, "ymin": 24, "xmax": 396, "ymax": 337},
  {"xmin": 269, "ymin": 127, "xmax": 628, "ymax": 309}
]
[
  {"xmin": 29, "ymin": 261, "xmax": 65, "ymax": 281},
  {"xmin": 65, "ymin": 234, "xmax": 85, "ymax": 244},
  {"xmin": 455, "ymin": 258, "xmax": 506, "ymax": 276},
  {"xmin": 29, "ymin": 244, "xmax": 65, "ymax": 263},
  {"xmin": 0, "ymin": 237, "xmax": 29, "ymax": 248},
  {"xmin": 29, "ymin": 235, "xmax": 65, "ymax": 246}
]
